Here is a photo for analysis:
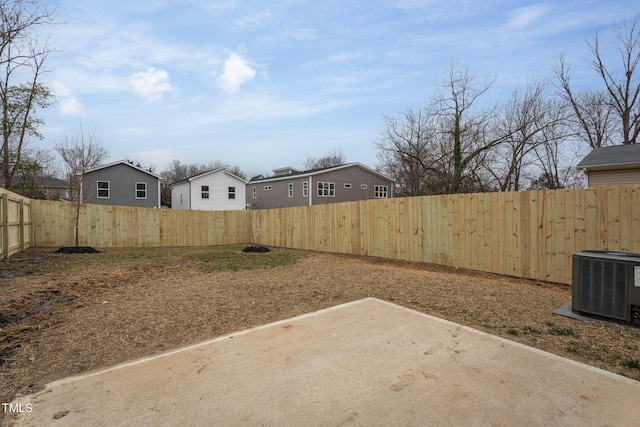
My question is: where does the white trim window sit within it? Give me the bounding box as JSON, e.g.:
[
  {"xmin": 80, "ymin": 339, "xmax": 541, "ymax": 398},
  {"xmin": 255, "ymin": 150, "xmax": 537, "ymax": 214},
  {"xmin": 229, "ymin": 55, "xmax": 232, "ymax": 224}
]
[
  {"xmin": 228, "ymin": 186, "xmax": 236, "ymax": 199},
  {"xmin": 344, "ymin": 183, "xmax": 352, "ymax": 188},
  {"xmin": 374, "ymin": 185, "xmax": 388, "ymax": 198},
  {"xmin": 252, "ymin": 187, "xmax": 257, "ymax": 199},
  {"xmin": 135, "ymin": 182, "xmax": 147, "ymax": 199},
  {"xmin": 97, "ymin": 181, "xmax": 110, "ymax": 198},
  {"xmin": 264, "ymin": 185, "xmax": 272, "ymax": 190},
  {"xmin": 317, "ymin": 181, "xmax": 335, "ymax": 197},
  {"xmin": 361, "ymin": 184, "xmax": 367, "ymax": 189},
  {"xmin": 288, "ymin": 183, "xmax": 293, "ymax": 197},
  {"xmin": 303, "ymin": 182, "xmax": 308, "ymax": 197},
  {"xmin": 201, "ymin": 185, "xmax": 209, "ymax": 199}
]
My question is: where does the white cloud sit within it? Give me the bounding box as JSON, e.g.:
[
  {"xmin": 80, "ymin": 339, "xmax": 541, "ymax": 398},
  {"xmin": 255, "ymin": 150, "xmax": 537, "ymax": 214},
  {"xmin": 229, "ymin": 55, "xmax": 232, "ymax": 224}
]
[
  {"xmin": 505, "ymin": 4, "xmax": 549, "ymax": 30},
  {"xmin": 216, "ymin": 53, "xmax": 257, "ymax": 94},
  {"xmin": 130, "ymin": 68, "xmax": 174, "ymax": 101},
  {"xmin": 60, "ymin": 97, "xmax": 84, "ymax": 116},
  {"xmin": 52, "ymin": 81, "xmax": 84, "ymax": 116}
]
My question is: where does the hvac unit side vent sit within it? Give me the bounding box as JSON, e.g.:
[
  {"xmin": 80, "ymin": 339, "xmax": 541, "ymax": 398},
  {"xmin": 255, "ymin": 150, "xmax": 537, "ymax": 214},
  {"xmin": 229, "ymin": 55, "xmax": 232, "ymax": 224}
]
[{"xmin": 572, "ymin": 251, "xmax": 640, "ymax": 326}]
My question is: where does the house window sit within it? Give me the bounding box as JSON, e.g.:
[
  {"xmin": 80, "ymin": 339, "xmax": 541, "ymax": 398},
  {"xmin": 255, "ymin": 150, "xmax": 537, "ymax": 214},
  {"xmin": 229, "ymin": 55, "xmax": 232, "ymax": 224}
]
[
  {"xmin": 252, "ymin": 187, "xmax": 257, "ymax": 199},
  {"xmin": 135, "ymin": 182, "xmax": 147, "ymax": 199},
  {"xmin": 344, "ymin": 183, "xmax": 352, "ymax": 188},
  {"xmin": 97, "ymin": 181, "xmax": 110, "ymax": 198},
  {"xmin": 288, "ymin": 183, "xmax": 293, "ymax": 197},
  {"xmin": 229, "ymin": 186, "xmax": 236, "ymax": 199},
  {"xmin": 361, "ymin": 184, "xmax": 367, "ymax": 189},
  {"xmin": 264, "ymin": 185, "xmax": 272, "ymax": 190},
  {"xmin": 374, "ymin": 185, "xmax": 388, "ymax": 198},
  {"xmin": 317, "ymin": 181, "xmax": 335, "ymax": 197},
  {"xmin": 303, "ymin": 182, "xmax": 308, "ymax": 197},
  {"xmin": 201, "ymin": 185, "xmax": 209, "ymax": 199}
]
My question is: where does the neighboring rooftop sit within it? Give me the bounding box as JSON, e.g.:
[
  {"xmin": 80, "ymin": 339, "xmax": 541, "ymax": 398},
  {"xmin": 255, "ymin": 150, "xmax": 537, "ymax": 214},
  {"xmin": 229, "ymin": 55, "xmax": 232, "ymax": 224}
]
[
  {"xmin": 577, "ymin": 143, "xmax": 640, "ymax": 170},
  {"xmin": 249, "ymin": 163, "xmax": 393, "ymax": 183}
]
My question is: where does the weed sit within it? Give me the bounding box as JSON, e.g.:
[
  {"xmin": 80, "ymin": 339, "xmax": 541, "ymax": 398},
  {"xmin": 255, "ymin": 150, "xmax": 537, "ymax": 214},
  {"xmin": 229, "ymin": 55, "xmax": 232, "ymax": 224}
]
[
  {"xmin": 548, "ymin": 325, "xmax": 576, "ymax": 336},
  {"xmin": 506, "ymin": 328, "xmax": 519, "ymax": 336},
  {"xmin": 621, "ymin": 358, "xmax": 640, "ymax": 370},
  {"xmin": 522, "ymin": 325, "xmax": 543, "ymax": 334},
  {"xmin": 566, "ymin": 342, "xmax": 580, "ymax": 354}
]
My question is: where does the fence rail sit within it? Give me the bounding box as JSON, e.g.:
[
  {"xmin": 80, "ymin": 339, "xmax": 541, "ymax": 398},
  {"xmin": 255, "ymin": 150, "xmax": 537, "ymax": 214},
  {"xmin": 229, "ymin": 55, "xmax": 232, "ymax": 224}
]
[
  {"xmin": 10, "ymin": 185, "xmax": 640, "ymax": 285},
  {"xmin": 0, "ymin": 188, "xmax": 32, "ymax": 259}
]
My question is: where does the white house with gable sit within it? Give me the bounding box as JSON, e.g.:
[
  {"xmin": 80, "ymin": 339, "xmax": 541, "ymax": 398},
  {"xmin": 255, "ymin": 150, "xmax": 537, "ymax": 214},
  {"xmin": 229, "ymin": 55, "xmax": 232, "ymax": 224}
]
[{"xmin": 170, "ymin": 167, "xmax": 247, "ymax": 210}]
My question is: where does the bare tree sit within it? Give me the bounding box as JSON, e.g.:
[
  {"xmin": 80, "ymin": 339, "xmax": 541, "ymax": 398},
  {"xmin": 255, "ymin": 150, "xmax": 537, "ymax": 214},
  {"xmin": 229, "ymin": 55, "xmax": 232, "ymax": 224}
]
[
  {"xmin": 375, "ymin": 65, "xmax": 517, "ymax": 195},
  {"xmin": 0, "ymin": 0, "xmax": 55, "ymax": 188},
  {"xmin": 555, "ymin": 55, "xmax": 617, "ymax": 148},
  {"xmin": 587, "ymin": 16, "xmax": 640, "ymax": 144},
  {"xmin": 375, "ymin": 107, "xmax": 446, "ymax": 196},
  {"xmin": 303, "ymin": 149, "xmax": 346, "ymax": 170},
  {"xmin": 55, "ymin": 124, "xmax": 108, "ymax": 246},
  {"xmin": 430, "ymin": 64, "xmax": 510, "ymax": 193},
  {"xmin": 491, "ymin": 80, "xmax": 569, "ymax": 191}
]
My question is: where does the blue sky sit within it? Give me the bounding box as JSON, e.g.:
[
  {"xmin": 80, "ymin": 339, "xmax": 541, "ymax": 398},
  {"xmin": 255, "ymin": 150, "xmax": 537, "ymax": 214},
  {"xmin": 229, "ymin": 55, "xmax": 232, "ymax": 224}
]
[{"xmin": 38, "ymin": 0, "xmax": 639, "ymax": 178}]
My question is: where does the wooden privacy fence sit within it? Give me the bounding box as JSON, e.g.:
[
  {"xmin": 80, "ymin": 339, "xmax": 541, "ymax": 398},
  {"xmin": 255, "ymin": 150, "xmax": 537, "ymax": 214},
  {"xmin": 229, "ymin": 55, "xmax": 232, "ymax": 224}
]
[
  {"xmin": 252, "ymin": 186, "xmax": 640, "ymax": 285},
  {"xmin": 31, "ymin": 200, "xmax": 250, "ymax": 248},
  {"xmin": 20, "ymin": 185, "xmax": 640, "ymax": 285},
  {"xmin": 0, "ymin": 188, "xmax": 32, "ymax": 259}
]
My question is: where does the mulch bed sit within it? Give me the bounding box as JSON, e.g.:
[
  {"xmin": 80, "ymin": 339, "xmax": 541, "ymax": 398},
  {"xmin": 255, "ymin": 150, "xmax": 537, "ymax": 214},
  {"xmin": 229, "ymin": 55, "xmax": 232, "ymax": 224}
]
[{"xmin": 54, "ymin": 247, "xmax": 101, "ymax": 254}]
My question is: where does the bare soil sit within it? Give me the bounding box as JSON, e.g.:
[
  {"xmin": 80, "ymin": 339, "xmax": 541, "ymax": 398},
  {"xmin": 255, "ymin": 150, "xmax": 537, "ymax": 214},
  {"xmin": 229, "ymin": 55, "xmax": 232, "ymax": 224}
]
[{"xmin": 1, "ymin": 246, "xmax": 639, "ymax": 414}]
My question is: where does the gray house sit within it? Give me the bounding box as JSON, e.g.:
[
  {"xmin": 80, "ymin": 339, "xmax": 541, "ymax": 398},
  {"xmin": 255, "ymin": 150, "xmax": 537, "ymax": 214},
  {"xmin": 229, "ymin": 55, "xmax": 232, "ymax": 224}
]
[
  {"xmin": 82, "ymin": 161, "xmax": 162, "ymax": 208},
  {"xmin": 247, "ymin": 163, "xmax": 394, "ymax": 209},
  {"xmin": 576, "ymin": 144, "xmax": 640, "ymax": 188}
]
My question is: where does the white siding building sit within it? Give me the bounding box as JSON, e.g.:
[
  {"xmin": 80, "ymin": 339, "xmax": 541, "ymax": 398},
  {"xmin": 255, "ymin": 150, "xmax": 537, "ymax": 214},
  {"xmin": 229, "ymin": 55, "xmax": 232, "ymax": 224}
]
[{"xmin": 170, "ymin": 168, "xmax": 247, "ymax": 210}]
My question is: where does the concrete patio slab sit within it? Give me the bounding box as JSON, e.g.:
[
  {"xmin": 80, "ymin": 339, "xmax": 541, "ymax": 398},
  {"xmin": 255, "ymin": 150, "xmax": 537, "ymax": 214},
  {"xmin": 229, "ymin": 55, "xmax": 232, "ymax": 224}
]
[{"xmin": 5, "ymin": 298, "xmax": 640, "ymax": 426}]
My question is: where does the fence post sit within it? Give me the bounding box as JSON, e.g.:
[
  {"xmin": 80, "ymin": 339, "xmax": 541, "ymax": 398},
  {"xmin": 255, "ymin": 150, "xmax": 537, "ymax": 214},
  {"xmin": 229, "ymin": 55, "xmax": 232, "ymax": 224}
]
[
  {"xmin": 19, "ymin": 199, "xmax": 25, "ymax": 252},
  {"xmin": 1, "ymin": 193, "xmax": 8, "ymax": 259}
]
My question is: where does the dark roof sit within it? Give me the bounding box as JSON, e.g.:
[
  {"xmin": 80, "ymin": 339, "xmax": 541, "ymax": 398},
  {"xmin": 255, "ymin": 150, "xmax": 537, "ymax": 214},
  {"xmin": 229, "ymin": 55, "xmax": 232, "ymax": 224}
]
[
  {"xmin": 249, "ymin": 163, "xmax": 394, "ymax": 183},
  {"xmin": 249, "ymin": 164, "xmax": 348, "ymax": 182},
  {"xmin": 576, "ymin": 144, "xmax": 640, "ymax": 170},
  {"xmin": 85, "ymin": 160, "xmax": 163, "ymax": 179}
]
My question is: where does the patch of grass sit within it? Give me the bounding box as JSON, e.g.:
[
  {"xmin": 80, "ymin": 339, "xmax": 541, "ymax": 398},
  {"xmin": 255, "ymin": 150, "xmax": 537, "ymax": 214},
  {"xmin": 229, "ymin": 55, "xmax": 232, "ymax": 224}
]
[
  {"xmin": 565, "ymin": 340, "xmax": 612, "ymax": 362},
  {"xmin": 621, "ymin": 358, "xmax": 640, "ymax": 370},
  {"xmin": 566, "ymin": 342, "xmax": 580, "ymax": 355},
  {"xmin": 547, "ymin": 324, "xmax": 576, "ymax": 336},
  {"xmin": 192, "ymin": 246, "xmax": 305, "ymax": 273},
  {"xmin": 482, "ymin": 324, "xmax": 497, "ymax": 330},
  {"xmin": 506, "ymin": 328, "xmax": 520, "ymax": 336},
  {"xmin": 522, "ymin": 325, "xmax": 543, "ymax": 334}
]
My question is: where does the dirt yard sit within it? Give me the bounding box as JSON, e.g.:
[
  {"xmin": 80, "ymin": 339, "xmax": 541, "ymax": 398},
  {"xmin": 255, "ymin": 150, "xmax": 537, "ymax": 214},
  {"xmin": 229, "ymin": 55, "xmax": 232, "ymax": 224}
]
[{"xmin": 1, "ymin": 245, "xmax": 639, "ymax": 413}]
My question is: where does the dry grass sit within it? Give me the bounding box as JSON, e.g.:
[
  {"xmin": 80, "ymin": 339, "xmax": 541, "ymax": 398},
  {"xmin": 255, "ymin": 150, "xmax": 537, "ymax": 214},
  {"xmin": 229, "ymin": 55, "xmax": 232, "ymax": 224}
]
[{"xmin": 1, "ymin": 245, "xmax": 639, "ymax": 413}]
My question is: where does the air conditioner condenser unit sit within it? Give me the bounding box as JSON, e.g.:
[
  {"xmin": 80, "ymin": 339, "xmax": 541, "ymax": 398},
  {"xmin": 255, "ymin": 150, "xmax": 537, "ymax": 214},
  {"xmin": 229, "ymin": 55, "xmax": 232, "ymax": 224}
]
[{"xmin": 571, "ymin": 250, "xmax": 640, "ymax": 326}]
